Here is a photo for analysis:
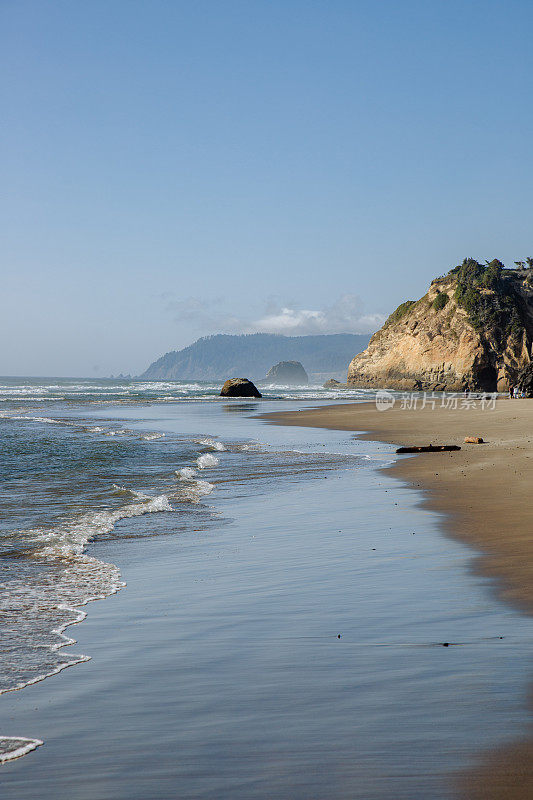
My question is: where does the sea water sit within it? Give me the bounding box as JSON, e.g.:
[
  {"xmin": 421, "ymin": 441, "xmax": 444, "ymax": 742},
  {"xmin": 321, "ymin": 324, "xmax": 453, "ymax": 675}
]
[{"xmin": 0, "ymin": 378, "xmax": 532, "ymax": 798}]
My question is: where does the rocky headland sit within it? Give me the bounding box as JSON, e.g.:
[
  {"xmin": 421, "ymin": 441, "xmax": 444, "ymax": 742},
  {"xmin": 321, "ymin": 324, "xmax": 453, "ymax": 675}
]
[{"xmin": 348, "ymin": 259, "xmax": 533, "ymax": 392}]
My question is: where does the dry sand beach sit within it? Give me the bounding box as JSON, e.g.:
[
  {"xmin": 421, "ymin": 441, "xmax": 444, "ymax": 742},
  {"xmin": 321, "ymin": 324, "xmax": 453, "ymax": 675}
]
[{"xmin": 262, "ymin": 398, "xmax": 533, "ymax": 799}]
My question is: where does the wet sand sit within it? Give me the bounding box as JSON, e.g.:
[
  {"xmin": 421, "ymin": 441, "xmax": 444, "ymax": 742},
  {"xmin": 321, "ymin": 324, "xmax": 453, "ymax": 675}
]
[
  {"xmin": 4, "ymin": 402, "xmax": 533, "ymax": 798},
  {"xmin": 261, "ymin": 398, "xmax": 533, "ymax": 798}
]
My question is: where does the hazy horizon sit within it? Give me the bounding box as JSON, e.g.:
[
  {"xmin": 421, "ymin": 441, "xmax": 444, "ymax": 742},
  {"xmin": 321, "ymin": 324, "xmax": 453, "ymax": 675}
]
[
  {"xmin": 2, "ymin": 1, "xmax": 533, "ymax": 376},
  {"xmin": 0, "ymin": 330, "xmax": 372, "ymax": 380}
]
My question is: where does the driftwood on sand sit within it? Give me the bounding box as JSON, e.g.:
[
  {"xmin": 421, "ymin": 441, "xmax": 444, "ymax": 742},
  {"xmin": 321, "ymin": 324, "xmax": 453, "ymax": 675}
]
[{"xmin": 395, "ymin": 444, "xmax": 461, "ymax": 454}]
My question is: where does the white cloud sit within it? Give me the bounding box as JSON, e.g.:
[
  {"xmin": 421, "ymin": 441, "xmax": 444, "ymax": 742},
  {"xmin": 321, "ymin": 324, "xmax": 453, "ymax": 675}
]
[
  {"xmin": 248, "ymin": 295, "xmax": 384, "ymax": 335},
  {"xmin": 164, "ymin": 293, "xmax": 384, "ymax": 337}
]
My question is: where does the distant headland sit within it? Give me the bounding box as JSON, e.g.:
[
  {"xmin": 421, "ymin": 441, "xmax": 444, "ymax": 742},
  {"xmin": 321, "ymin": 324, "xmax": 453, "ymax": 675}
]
[{"xmin": 140, "ymin": 333, "xmax": 371, "ymax": 383}]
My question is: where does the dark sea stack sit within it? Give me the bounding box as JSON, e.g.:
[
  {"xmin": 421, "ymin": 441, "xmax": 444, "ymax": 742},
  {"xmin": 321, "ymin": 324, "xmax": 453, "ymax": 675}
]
[
  {"xmin": 220, "ymin": 378, "xmax": 262, "ymax": 398},
  {"xmin": 347, "ymin": 260, "xmax": 533, "ymax": 393},
  {"xmin": 265, "ymin": 361, "xmax": 308, "ymax": 385},
  {"xmin": 323, "ymin": 378, "xmax": 342, "ymax": 388}
]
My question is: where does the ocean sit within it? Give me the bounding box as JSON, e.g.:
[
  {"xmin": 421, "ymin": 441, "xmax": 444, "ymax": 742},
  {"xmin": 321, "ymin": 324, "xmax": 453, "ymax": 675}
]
[{"xmin": 1, "ymin": 377, "xmax": 532, "ymax": 798}]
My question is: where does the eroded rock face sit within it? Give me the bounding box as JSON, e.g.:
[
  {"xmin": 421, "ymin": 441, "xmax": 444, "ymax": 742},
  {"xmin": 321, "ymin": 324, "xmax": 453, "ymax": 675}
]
[
  {"xmin": 265, "ymin": 361, "xmax": 308, "ymax": 385},
  {"xmin": 219, "ymin": 378, "xmax": 262, "ymax": 398},
  {"xmin": 348, "ymin": 263, "xmax": 533, "ymax": 392}
]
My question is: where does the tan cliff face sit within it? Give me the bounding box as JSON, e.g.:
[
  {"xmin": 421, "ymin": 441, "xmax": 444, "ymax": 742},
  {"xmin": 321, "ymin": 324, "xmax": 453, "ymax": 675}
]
[{"xmin": 348, "ymin": 264, "xmax": 533, "ymax": 392}]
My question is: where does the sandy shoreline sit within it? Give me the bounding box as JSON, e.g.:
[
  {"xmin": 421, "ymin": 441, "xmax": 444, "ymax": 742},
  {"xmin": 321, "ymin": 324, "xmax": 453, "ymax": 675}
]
[
  {"xmin": 261, "ymin": 398, "xmax": 533, "ymax": 799},
  {"xmin": 262, "ymin": 398, "xmax": 533, "ymax": 613}
]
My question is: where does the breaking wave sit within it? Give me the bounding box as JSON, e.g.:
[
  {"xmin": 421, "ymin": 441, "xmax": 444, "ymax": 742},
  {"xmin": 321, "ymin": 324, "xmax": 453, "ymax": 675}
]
[
  {"xmin": 175, "ymin": 466, "xmax": 215, "ymax": 502},
  {"xmin": 196, "ymin": 453, "xmax": 219, "ymax": 469},
  {"xmin": 197, "ymin": 437, "xmax": 226, "ymax": 451},
  {"xmin": 33, "ymin": 494, "xmax": 173, "ymax": 559},
  {"xmin": 178, "ymin": 479, "xmax": 215, "ymax": 502},
  {"xmin": 12, "ymin": 416, "xmax": 77, "ymax": 426},
  {"xmin": 176, "ymin": 467, "xmax": 197, "ymax": 480}
]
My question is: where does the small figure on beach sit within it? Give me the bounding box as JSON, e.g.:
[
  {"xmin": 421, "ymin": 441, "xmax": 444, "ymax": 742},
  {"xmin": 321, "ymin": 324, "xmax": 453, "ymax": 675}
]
[{"xmin": 509, "ymin": 384, "xmax": 515, "ymax": 399}]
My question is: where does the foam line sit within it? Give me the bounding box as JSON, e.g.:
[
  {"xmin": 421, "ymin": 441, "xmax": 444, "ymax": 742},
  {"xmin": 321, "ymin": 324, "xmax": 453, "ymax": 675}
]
[{"xmin": 0, "ymin": 737, "xmax": 44, "ymax": 763}]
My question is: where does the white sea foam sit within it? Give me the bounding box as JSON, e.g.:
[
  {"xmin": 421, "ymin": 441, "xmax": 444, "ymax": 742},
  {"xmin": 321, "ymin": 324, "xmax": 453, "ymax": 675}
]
[
  {"xmin": 175, "ymin": 467, "xmax": 214, "ymax": 501},
  {"xmin": 197, "ymin": 437, "xmax": 226, "ymax": 451},
  {"xmin": 0, "ymin": 397, "xmax": 50, "ymax": 402},
  {"xmin": 178, "ymin": 479, "xmax": 214, "ymax": 502},
  {"xmin": 132, "ymin": 382, "xmax": 184, "ymax": 391},
  {"xmin": 0, "ymin": 386, "xmax": 49, "ymax": 394},
  {"xmin": 0, "ymin": 488, "xmax": 173, "ymax": 702},
  {"xmin": 196, "ymin": 453, "xmax": 219, "ymax": 469},
  {"xmin": 0, "ymin": 482, "xmax": 176, "ymax": 706},
  {"xmin": 176, "ymin": 467, "xmax": 197, "ymax": 480},
  {"xmin": 0, "ymin": 554, "xmax": 124, "ymax": 700},
  {"xmin": 111, "ymin": 484, "xmax": 152, "ymax": 500},
  {"xmin": 194, "ymin": 480, "xmax": 214, "ymax": 496},
  {"xmin": 140, "ymin": 432, "xmax": 165, "ymax": 441},
  {"xmin": 4, "ymin": 418, "xmax": 131, "ymax": 437},
  {"xmin": 12, "ymin": 416, "xmax": 77, "ymax": 426},
  {"xmin": 0, "ymin": 737, "xmax": 44, "ymax": 763},
  {"xmin": 34, "ymin": 493, "xmax": 173, "ymax": 559}
]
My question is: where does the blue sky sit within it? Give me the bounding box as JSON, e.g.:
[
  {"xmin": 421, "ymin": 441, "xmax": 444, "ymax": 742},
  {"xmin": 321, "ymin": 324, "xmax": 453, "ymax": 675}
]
[{"xmin": 2, "ymin": 0, "xmax": 533, "ymax": 375}]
